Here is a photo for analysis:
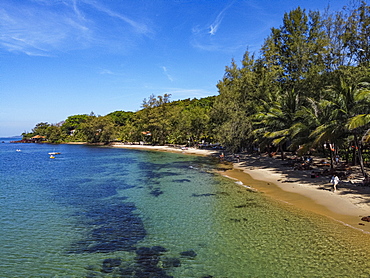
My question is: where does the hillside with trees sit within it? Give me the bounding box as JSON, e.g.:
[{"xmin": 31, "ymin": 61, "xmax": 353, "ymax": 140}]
[
  {"xmin": 23, "ymin": 2, "xmax": 370, "ymax": 175},
  {"xmin": 22, "ymin": 95, "xmax": 215, "ymax": 146}
]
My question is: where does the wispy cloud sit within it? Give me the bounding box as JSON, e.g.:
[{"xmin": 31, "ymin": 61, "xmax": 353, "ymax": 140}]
[
  {"xmin": 98, "ymin": 68, "xmax": 128, "ymax": 77},
  {"xmin": 84, "ymin": 1, "xmax": 151, "ymax": 35},
  {"xmin": 190, "ymin": 1, "xmax": 237, "ymax": 52},
  {"xmin": 0, "ymin": 0, "xmax": 152, "ymax": 56},
  {"xmin": 99, "ymin": 69, "xmax": 115, "ymax": 75},
  {"xmin": 162, "ymin": 66, "xmax": 174, "ymax": 82},
  {"xmin": 190, "ymin": 1, "xmax": 271, "ymax": 54},
  {"xmin": 208, "ymin": 2, "xmax": 232, "ymax": 35},
  {"xmin": 191, "ymin": 2, "xmax": 233, "ymax": 37},
  {"xmin": 0, "ymin": 2, "xmax": 89, "ymax": 56}
]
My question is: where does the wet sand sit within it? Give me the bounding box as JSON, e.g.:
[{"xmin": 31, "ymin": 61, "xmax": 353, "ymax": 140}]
[
  {"xmin": 224, "ymin": 167, "xmax": 370, "ymax": 233},
  {"xmin": 110, "ymin": 143, "xmax": 370, "ymax": 233},
  {"xmin": 229, "ymin": 154, "xmax": 370, "ymax": 231}
]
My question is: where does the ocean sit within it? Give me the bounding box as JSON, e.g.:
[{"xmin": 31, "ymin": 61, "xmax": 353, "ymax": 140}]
[{"xmin": 1, "ymin": 137, "xmax": 370, "ymax": 277}]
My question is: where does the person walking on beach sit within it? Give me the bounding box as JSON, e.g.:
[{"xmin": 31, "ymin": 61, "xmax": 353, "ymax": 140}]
[
  {"xmin": 330, "ymin": 174, "xmax": 339, "ymax": 192},
  {"xmin": 219, "ymin": 152, "xmax": 224, "ymax": 161},
  {"xmin": 335, "ymin": 155, "xmax": 339, "ymax": 165}
]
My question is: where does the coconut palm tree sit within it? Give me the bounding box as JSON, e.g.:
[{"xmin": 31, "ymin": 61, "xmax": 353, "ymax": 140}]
[
  {"xmin": 310, "ymin": 78, "xmax": 370, "ymax": 175},
  {"xmin": 253, "ymin": 89, "xmax": 302, "ymax": 159}
]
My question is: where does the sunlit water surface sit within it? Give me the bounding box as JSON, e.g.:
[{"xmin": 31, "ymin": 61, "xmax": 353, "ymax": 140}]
[{"xmin": 1, "ymin": 138, "xmax": 370, "ymax": 277}]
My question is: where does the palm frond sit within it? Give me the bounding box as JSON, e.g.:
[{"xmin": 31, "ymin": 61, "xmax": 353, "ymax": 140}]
[
  {"xmin": 309, "ymin": 124, "xmax": 337, "ymax": 146},
  {"xmin": 272, "ymin": 136, "xmax": 286, "ymax": 146},
  {"xmin": 362, "ymin": 128, "xmax": 370, "ymax": 143},
  {"xmin": 347, "ymin": 114, "xmax": 370, "ymax": 130},
  {"xmin": 297, "ymin": 143, "xmax": 311, "ymax": 156},
  {"xmin": 354, "ymin": 89, "xmax": 370, "ymax": 102},
  {"xmin": 289, "ymin": 122, "xmax": 307, "ymax": 138},
  {"xmin": 265, "ymin": 129, "xmax": 290, "ymax": 138}
]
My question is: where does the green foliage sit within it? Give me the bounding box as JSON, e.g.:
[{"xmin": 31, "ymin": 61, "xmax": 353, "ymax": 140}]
[
  {"xmin": 106, "ymin": 111, "xmax": 134, "ymax": 126},
  {"xmin": 211, "ymin": 53, "xmax": 262, "ymax": 152},
  {"xmin": 32, "ymin": 122, "xmax": 51, "ymax": 136},
  {"xmin": 125, "ymin": 95, "xmax": 213, "ymax": 146},
  {"xmin": 262, "ymin": 7, "xmax": 329, "ymax": 102},
  {"xmin": 45, "ymin": 125, "xmax": 65, "ymax": 143},
  {"xmin": 79, "ymin": 116, "xmax": 116, "ymax": 143},
  {"xmin": 61, "ymin": 114, "xmax": 89, "ymax": 137}
]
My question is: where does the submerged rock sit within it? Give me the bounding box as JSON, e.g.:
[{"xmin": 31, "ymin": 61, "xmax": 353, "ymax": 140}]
[
  {"xmin": 191, "ymin": 193, "xmax": 216, "ymax": 197},
  {"xmin": 162, "ymin": 257, "xmax": 181, "ymax": 268},
  {"xmin": 69, "ymin": 202, "xmax": 146, "ymax": 254},
  {"xmin": 135, "ymin": 246, "xmax": 167, "ymax": 268},
  {"xmin": 151, "ymin": 245, "xmax": 168, "ymax": 254},
  {"xmin": 118, "ymin": 266, "xmax": 137, "ymax": 276},
  {"xmin": 101, "ymin": 257, "xmax": 122, "ymax": 273},
  {"xmin": 230, "ymin": 218, "xmax": 241, "ymax": 222},
  {"xmin": 150, "ymin": 188, "xmax": 164, "ymax": 197},
  {"xmin": 103, "ymin": 257, "xmax": 122, "ymax": 267},
  {"xmin": 180, "ymin": 250, "xmax": 197, "ymax": 258},
  {"xmin": 134, "ymin": 246, "xmax": 174, "ymax": 277},
  {"xmin": 172, "ymin": 179, "xmax": 191, "ymax": 183}
]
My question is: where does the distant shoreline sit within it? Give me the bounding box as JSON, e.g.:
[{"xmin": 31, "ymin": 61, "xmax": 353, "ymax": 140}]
[
  {"xmin": 109, "ymin": 142, "xmax": 220, "ymax": 156},
  {"xmin": 110, "ymin": 143, "xmax": 370, "ymax": 234}
]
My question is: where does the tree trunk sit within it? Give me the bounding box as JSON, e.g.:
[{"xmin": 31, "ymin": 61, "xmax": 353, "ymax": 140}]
[
  {"xmin": 280, "ymin": 145, "xmax": 285, "ymax": 160},
  {"xmin": 329, "ymin": 148, "xmax": 334, "ymax": 169},
  {"xmin": 352, "ymin": 144, "xmax": 357, "ymax": 166},
  {"xmin": 345, "ymin": 146, "xmax": 350, "ymax": 165},
  {"xmin": 354, "ymin": 134, "xmax": 366, "ymax": 177},
  {"xmin": 322, "ymin": 144, "xmax": 326, "ymax": 160}
]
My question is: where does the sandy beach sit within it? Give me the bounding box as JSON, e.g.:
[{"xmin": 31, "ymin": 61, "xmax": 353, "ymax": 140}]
[
  {"xmin": 228, "ymin": 154, "xmax": 370, "ymax": 233},
  {"xmin": 110, "ymin": 143, "xmax": 370, "ymax": 233},
  {"xmin": 109, "ymin": 143, "xmax": 220, "ymax": 156}
]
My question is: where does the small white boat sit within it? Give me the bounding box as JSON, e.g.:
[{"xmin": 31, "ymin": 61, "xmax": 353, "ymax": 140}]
[{"xmin": 48, "ymin": 152, "xmax": 61, "ymax": 155}]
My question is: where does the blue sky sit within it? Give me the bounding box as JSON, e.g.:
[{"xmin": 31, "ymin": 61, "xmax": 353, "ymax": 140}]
[{"xmin": 1, "ymin": 0, "xmax": 349, "ymax": 136}]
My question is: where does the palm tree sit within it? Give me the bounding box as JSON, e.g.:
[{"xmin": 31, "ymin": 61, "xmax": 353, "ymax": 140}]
[
  {"xmin": 253, "ymin": 89, "xmax": 302, "ymax": 159},
  {"xmin": 346, "ymin": 80, "xmax": 370, "ymax": 131},
  {"xmin": 311, "ymin": 78, "xmax": 370, "ymax": 175}
]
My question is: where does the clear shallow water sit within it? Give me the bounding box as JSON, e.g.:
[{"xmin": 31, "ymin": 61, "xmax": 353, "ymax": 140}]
[{"xmin": 1, "ymin": 138, "xmax": 370, "ymax": 277}]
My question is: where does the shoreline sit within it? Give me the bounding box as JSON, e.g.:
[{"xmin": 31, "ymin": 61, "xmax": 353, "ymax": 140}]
[
  {"xmin": 108, "ymin": 143, "xmax": 220, "ymax": 156},
  {"xmin": 110, "ymin": 143, "xmax": 370, "ymax": 233}
]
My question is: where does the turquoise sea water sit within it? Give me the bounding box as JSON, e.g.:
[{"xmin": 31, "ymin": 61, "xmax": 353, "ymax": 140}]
[{"xmin": 1, "ymin": 138, "xmax": 370, "ymax": 277}]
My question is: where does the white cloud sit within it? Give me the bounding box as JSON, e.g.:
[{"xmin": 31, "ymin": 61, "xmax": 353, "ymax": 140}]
[
  {"xmin": 0, "ymin": 2, "xmax": 91, "ymax": 55},
  {"xmin": 0, "ymin": 0, "xmax": 152, "ymax": 56},
  {"xmin": 99, "ymin": 69, "xmax": 115, "ymax": 75},
  {"xmin": 190, "ymin": 1, "xmax": 238, "ymax": 52},
  {"xmin": 190, "ymin": 1, "xmax": 273, "ymax": 55},
  {"xmin": 162, "ymin": 66, "xmax": 174, "ymax": 82},
  {"xmin": 191, "ymin": 2, "xmax": 234, "ymax": 38},
  {"xmin": 83, "ymin": 1, "xmax": 152, "ymax": 35},
  {"xmin": 98, "ymin": 68, "xmax": 130, "ymax": 77},
  {"xmin": 208, "ymin": 2, "xmax": 232, "ymax": 35}
]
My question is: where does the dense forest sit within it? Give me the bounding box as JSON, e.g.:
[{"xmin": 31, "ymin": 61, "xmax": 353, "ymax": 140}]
[{"xmin": 23, "ymin": 2, "xmax": 370, "ymax": 173}]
